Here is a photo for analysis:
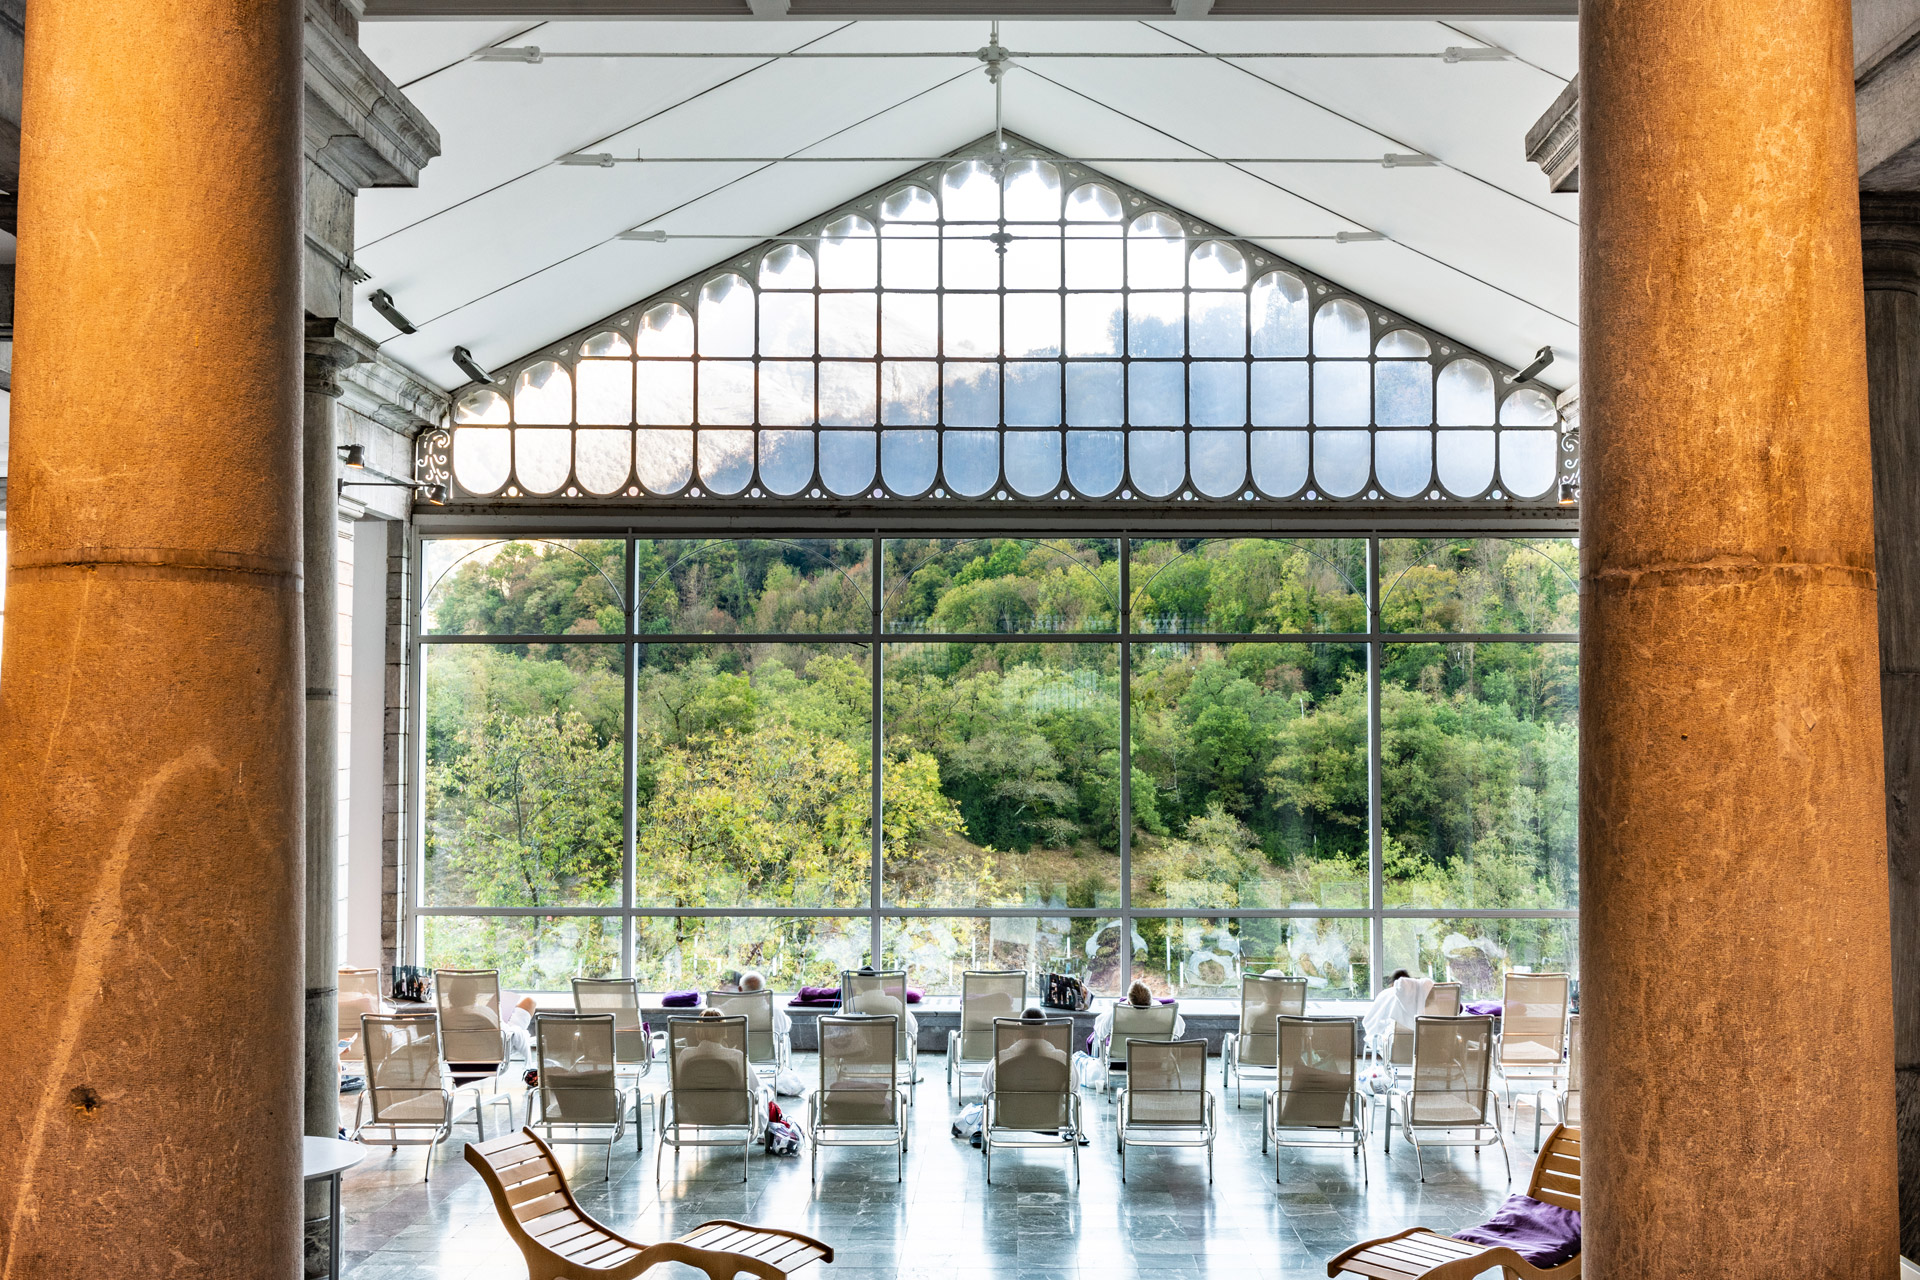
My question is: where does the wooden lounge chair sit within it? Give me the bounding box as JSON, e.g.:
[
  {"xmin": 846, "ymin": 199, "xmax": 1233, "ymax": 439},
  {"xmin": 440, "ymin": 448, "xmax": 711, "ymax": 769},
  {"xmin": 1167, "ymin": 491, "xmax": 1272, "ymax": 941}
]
[
  {"xmin": 467, "ymin": 1127, "xmax": 834, "ymax": 1280},
  {"xmin": 1326, "ymin": 1124, "xmax": 1581, "ymax": 1280}
]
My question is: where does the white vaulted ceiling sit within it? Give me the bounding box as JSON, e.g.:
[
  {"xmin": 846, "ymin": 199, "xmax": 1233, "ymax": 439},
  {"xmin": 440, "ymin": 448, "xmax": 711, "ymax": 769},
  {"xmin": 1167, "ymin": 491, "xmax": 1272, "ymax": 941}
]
[{"xmin": 353, "ymin": 17, "xmax": 1578, "ymax": 394}]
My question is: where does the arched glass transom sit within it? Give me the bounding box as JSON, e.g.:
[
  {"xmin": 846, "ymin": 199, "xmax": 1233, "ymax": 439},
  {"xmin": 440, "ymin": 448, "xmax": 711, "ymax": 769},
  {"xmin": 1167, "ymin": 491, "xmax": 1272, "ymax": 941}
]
[{"xmin": 426, "ymin": 138, "xmax": 1575, "ymax": 508}]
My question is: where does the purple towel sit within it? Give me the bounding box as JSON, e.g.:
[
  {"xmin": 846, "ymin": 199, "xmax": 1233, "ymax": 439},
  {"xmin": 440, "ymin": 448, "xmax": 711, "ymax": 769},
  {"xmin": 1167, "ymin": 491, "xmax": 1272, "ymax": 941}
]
[
  {"xmin": 1452, "ymin": 1194, "xmax": 1581, "ymax": 1267},
  {"xmin": 797, "ymin": 985, "xmax": 840, "ymax": 1003},
  {"xmin": 660, "ymin": 990, "xmax": 701, "ymax": 1008},
  {"xmin": 907, "ymin": 988, "xmax": 923, "ymax": 1004},
  {"xmin": 789, "ymin": 996, "xmax": 840, "ymax": 1008},
  {"xmin": 1464, "ymin": 1000, "xmax": 1504, "ymax": 1017}
]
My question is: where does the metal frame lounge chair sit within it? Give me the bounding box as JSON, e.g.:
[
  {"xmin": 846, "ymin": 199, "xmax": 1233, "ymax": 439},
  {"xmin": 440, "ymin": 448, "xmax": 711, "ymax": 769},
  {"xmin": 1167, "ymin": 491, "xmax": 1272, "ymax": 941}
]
[
  {"xmin": 1264, "ymin": 1015, "xmax": 1367, "ymax": 1185},
  {"xmin": 947, "ymin": 969, "xmax": 1025, "ymax": 1100},
  {"xmin": 1224, "ymin": 973, "xmax": 1307, "ymax": 1107},
  {"xmin": 1537, "ymin": 1014, "xmax": 1580, "ymax": 1152},
  {"xmin": 984, "ymin": 1016, "xmax": 1081, "ymax": 1186},
  {"xmin": 808, "ymin": 1014, "xmax": 909, "ymax": 1183},
  {"xmin": 529, "ymin": 1012, "xmax": 643, "ymax": 1181},
  {"xmin": 840, "ymin": 969, "xmax": 918, "ymax": 1104},
  {"xmin": 708, "ymin": 989, "xmax": 792, "ymax": 1080},
  {"xmin": 1495, "ymin": 972, "xmax": 1570, "ymax": 1134},
  {"xmin": 1385, "ymin": 1014, "xmax": 1510, "ymax": 1184},
  {"xmin": 657, "ymin": 1015, "xmax": 764, "ymax": 1184},
  {"xmin": 1327, "ymin": 1124, "xmax": 1581, "ymax": 1279},
  {"xmin": 435, "ymin": 967, "xmax": 510, "ymax": 1087},
  {"xmin": 337, "ymin": 965, "xmax": 382, "ymax": 1074},
  {"xmin": 572, "ymin": 976, "xmax": 655, "ymax": 1082},
  {"xmin": 1116, "ymin": 1038, "xmax": 1215, "ymax": 1182},
  {"xmin": 352, "ymin": 1011, "xmax": 511, "ymax": 1181},
  {"xmin": 469, "ymin": 1127, "xmax": 834, "ymax": 1280},
  {"xmin": 1100, "ymin": 999, "xmax": 1179, "ymax": 1097}
]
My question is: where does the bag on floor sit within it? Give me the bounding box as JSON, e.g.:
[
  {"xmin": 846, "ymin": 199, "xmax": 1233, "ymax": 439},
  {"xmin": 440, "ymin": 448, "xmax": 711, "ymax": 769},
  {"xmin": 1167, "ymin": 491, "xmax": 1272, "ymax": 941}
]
[
  {"xmin": 774, "ymin": 1067, "xmax": 806, "ymax": 1097},
  {"xmin": 765, "ymin": 1118, "xmax": 802, "ymax": 1156},
  {"xmin": 951, "ymin": 1101, "xmax": 985, "ymax": 1147}
]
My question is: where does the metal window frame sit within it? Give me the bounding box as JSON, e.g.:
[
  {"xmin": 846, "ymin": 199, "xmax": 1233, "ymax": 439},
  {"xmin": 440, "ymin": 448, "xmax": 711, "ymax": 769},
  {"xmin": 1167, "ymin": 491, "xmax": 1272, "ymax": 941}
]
[{"xmin": 405, "ymin": 525, "xmax": 1581, "ymax": 994}]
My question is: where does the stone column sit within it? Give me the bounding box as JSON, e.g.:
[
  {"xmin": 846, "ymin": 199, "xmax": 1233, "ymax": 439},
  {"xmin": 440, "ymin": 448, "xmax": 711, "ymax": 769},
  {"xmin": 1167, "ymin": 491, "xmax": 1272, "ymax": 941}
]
[
  {"xmin": 1580, "ymin": 1, "xmax": 1899, "ymax": 1276},
  {"xmin": 1861, "ymin": 195, "xmax": 1920, "ymax": 1262},
  {"xmin": 0, "ymin": 0, "xmax": 305, "ymax": 1274}
]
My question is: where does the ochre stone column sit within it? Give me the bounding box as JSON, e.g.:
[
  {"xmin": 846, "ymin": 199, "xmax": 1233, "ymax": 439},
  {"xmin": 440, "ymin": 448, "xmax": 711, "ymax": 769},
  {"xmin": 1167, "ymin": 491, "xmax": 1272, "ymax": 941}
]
[
  {"xmin": 0, "ymin": 0, "xmax": 305, "ymax": 1274},
  {"xmin": 1581, "ymin": 1, "xmax": 1899, "ymax": 1276},
  {"xmin": 1861, "ymin": 195, "xmax": 1920, "ymax": 1262}
]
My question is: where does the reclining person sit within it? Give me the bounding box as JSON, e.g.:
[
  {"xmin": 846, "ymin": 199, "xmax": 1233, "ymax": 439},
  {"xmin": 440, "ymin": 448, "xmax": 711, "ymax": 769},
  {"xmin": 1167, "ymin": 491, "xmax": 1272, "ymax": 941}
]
[{"xmin": 1090, "ymin": 980, "xmax": 1186, "ymax": 1052}]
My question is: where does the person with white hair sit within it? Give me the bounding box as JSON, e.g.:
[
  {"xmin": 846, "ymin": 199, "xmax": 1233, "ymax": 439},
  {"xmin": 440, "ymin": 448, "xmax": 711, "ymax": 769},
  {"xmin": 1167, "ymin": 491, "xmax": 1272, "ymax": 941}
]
[
  {"xmin": 737, "ymin": 969, "xmax": 793, "ymax": 1035},
  {"xmin": 1090, "ymin": 980, "xmax": 1187, "ymax": 1050}
]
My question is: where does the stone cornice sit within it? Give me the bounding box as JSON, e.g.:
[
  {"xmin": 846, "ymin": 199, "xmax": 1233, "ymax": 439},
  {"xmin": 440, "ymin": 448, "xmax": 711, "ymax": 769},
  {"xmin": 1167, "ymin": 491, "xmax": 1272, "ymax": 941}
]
[
  {"xmin": 1522, "ymin": 76, "xmax": 1579, "ymax": 194},
  {"xmin": 305, "ymin": 315, "xmax": 375, "ymax": 397},
  {"xmin": 303, "ymin": 0, "xmax": 440, "ymax": 191},
  {"xmin": 340, "ymin": 346, "xmax": 450, "ymax": 436}
]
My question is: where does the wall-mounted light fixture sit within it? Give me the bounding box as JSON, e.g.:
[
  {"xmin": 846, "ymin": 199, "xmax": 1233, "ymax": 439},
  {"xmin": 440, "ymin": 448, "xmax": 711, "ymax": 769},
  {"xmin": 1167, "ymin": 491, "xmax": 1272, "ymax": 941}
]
[
  {"xmin": 1506, "ymin": 345, "xmax": 1556, "ymax": 384},
  {"xmin": 337, "ymin": 443, "xmax": 367, "ymax": 468},
  {"xmin": 338, "ymin": 446, "xmax": 445, "ymax": 506},
  {"xmin": 452, "ymin": 346, "xmax": 493, "ymax": 385},
  {"xmin": 368, "ymin": 289, "xmax": 417, "ymax": 335}
]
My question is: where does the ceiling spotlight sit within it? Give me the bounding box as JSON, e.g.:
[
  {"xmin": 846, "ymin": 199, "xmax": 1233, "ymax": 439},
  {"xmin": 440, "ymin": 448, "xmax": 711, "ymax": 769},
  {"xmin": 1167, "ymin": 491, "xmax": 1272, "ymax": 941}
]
[
  {"xmin": 1507, "ymin": 345, "xmax": 1557, "ymax": 384},
  {"xmin": 1335, "ymin": 230, "xmax": 1387, "ymax": 244},
  {"xmin": 452, "ymin": 346, "xmax": 493, "ymax": 385},
  {"xmin": 368, "ymin": 289, "xmax": 416, "ymax": 335},
  {"xmin": 337, "ymin": 444, "xmax": 367, "ymax": 468},
  {"xmin": 1381, "ymin": 153, "xmax": 1439, "ymax": 168}
]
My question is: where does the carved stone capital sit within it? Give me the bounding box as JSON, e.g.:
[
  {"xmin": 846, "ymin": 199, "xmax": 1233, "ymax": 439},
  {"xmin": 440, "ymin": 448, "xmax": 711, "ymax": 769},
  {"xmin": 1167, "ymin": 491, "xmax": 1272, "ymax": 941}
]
[
  {"xmin": 340, "ymin": 349, "xmax": 450, "ymax": 436},
  {"xmin": 304, "ymin": 315, "xmax": 376, "ymax": 397},
  {"xmin": 303, "ymin": 0, "xmax": 440, "ymax": 191},
  {"xmin": 1523, "ymin": 76, "xmax": 1579, "ymax": 194}
]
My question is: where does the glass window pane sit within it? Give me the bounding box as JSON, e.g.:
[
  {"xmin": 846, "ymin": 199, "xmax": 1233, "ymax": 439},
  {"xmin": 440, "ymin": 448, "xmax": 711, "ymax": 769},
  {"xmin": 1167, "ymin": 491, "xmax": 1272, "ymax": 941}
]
[
  {"xmin": 697, "ymin": 274, "xmax": 755, "ymax": 357},
  {"xmin": 1132, "ymin": 917, "xmax": 1368, "ymax": 999},
  {"xmin": 577, "ymin": 359, "xmax": 633, "ymax": 425},
  {"xmin": 943, "ymin": 223, "xmax": 1001, "ymax": 289},
  {"xmin": 1381, "ymin": 917, "xmax": 1576, "ymax": 1003},
  {"xmin": 636, "ymin": 916, "xmax": 871, "ymax": 991},
  {"xmin": 1189, "ymin": 241, "xmax": 1248, "ymax": 289},
  {"xmin": 882, "ymin": 428, "xmax": 938, "ymax": 496},
  {"xmin": 1066, "ymin": 293, "xmax": 1124, "ymax": 357},
  {"xmin": 882, "ymin": 225, "xmax": 938, "ymax": 289},
  {"xmin": 636, "ymin": 362, "xmax": 693, "ymax": 426},
  {"xmin": 942, "ymin": 429, "xmax": 999, "ymax": 496},
  {"xmin": 1312, "ymin": 298, "xmax": 1370, "ymax": 357},
  {"xmin": 697, "ymin": 361, "xmax": 754, "ymax": 426},
  {"xmin": 881, "ymin": 362, "xmax": 938, "ymax": 426},
  {"xmin": 884, "ymin": 538, "xmax": 1120, "ymax": 635},
  {"xmin": 943, "ymin": 293, "xmax": 999, "ymax": 357},
  {"xmin": 1437, "ymin": 430, "xmax": 1496, "ymax": 497},
  {"xmin": 1375, "ymin": 361, "xmax": 1433, "ymax": 427},
  {"xmin": 820, "ymin": 430, "xmax": 876, "ymax": 495},
  {"xmin": 759, "ymin": 243, "xmax": 815, "ymax": 290},
  {"xmin": 1005, "ymin": 431, "xmax": 1063, "ymax": 497},
  {"xmin": 1005, "ymin": 293, "xmax": 1062, "ymax": 358},
  {"xmin": 1376, "ymin": 431, "xmax": 1433, "ymax": 497},
  {"xmin": 425, "ymin": 916, "xmax": 621, "ymax": 990},
  {"xmin": 1004, "ymin": 227, "xmax": 1061, "ymax": 290},
  {"xmin": 1251, "ymin": 271, "xmax": 1308, "ymax": 357},
  {"xmin": 634, "ymin": 538, "xmax": 871, "ymax": 635},
  {"xmin": 1313, "ymin": 430, "xmax": 1370, "ymax": 497},
  {"xmin": 1068, "ymin": 430, "xmax": 1124, "ymax": 496},
  {"xmin": 759, "ymin": 292, "xmax": 814, "ymax": 357},
  {"xmin": 515, "ymin": 428, "xmax": 571, "ymax": 495},
  {"xmin": 424, "ymin": 643, "xmax": 625, "ymax": 906},
  {"xmin": 1128, "ymin": 292, "xmax": 1184, "ymax": 357},
  {"xmin": 1189, "ymin": 362, "xmax": 1246, "ymax": 427},
  {"xmin": 1251, "ymin": 362, "xmax": 1309, "ymax": 427},
  {"xmin": 942, "ymin": 362, "xmax": 1000, "ymax": 428},
  {"xmin": 424, "ymin": 538, "xmax": 627, "ymax": 636},
  {"xmin": 514, "ymin": 360, "xmax": 571, "ymax": 425},
  {"xmin": 759, "ymin": 361, "xmax": 815, "ymax": 426},
  {"xmin": 1065, "ymin": 226, "xmax": 1123, "ymax": 289},
  {"xmin": 1066, "ymin": 363, "xmax": 1123, "ymax": 426},
  {"xmin": 1128, "ymin": 212, "xmax": 1185, "ymax": 288},
  {"xmin": 1380, "ymin": 539, "xmax": 1580, "ymax": 634},
  {"xmin": 634, "ymin": 640, "xmax": 871, "ymax": 906},
  {"xmin": 1437, "ymin": 359, "xmax": 1496, "ymax": 425},
  {"xmin": 883, "ymin": 640, "xmax": 1121, "ymax": 906},
  {"xmin": 698, "ymin": 429, "xmax": 754, "ymax": 495},
  {"xmin": 884, "ymin": 917, "xmax": 1123, "ymax": 997},
  {"xmin": 1129, "ymin": 538, "xmax": 1365, "ymax": 635},
  {"xmin": 1005, "ymin": 362, "xmax": 1062, "ymax": 427},
  {"xmin": 1500, "ymin": 431, "xmax": 1560, "ymax": 497},
  {"xmin": 1188, "ymin": 430, "xmax": 1246, "ymax": 496},
  {"xmin": 636, "ymin": 302, "xmax": 695, "ymax": 356},
  {"xmin": 941, "ymin": 160, "xmax": 1001, "ymax": 220},
  {"xmin": 1130, "ymin": 429, "xmax": 1184, "ymax": 497},
  {"xmin": 1313, "ymin": 361, "xmax": 1369, "ymax": 426},
  {"xmin": 453, "ymin": 427, "xmax": 510, "ymax": 495},
  {"xmin": 820, "ymin": 362, "xmax": 877, "ymax": 427},
  {"xmin": 636, "ymin": 429, "xmax": 694, "ymax": 493},
  {"xmin": 882, "ymin": 292, "xmax": 938, "ymax": 357},
  {"xmin": 576, "ymin": 429, "xmax": 631, "ymax": 495},
  {"xmin": 1250, "ymin": 430, "xmax": 1309, "ymax": 497},
  {"xmin": 1003, "ymin": 160, "xmax": 1063, "ymax": 220},
  {"xmin": 1381, "ymin": 642, "xmax": 1578, "ymax": 908},
  {"xmin": 817, "ymin": 215, "xmax": 878, "ymax": 289},
  {"xmin": 1128, "ymin": 364, "xmax": 1184, "ymax": 428},
  {"xmin": 456, "ymin": 388, "xmax": 510, "ymax": 425},
  {"xmin": 1189, "ymin": 292, "xmax": 1246, "ymax": 357},
  {"xmin": 819, "ymin": 293, "xmax": 877, "ymax": 358},
  {"xmin": 759, "ymin": 429, "xmax": 814, "ymax": 496}
]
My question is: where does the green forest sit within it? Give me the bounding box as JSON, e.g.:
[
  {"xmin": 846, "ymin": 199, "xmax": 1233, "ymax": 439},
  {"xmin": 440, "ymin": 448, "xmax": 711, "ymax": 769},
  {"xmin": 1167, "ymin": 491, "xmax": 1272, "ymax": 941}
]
[{"xmin": 421, "ymin": 535, "xmax": 1577, "ymax": 997}]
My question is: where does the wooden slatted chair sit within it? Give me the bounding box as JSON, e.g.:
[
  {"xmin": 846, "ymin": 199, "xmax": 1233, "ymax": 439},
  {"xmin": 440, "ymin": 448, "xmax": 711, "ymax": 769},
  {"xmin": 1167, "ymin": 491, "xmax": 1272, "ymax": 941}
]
[
  {"xmin": 467, "ymin": 1128, "xmax": 834, "ymax": 1280},
  {"xmin": 1326, "ymin": 1124, "xmax": 1581, "ymax": 1280}
]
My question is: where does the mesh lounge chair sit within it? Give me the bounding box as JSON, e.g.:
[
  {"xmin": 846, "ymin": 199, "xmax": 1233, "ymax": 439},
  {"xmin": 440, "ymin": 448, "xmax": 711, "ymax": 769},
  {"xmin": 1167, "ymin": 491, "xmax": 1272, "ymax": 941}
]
[
  {"xmin": 530, "ymin": 1012, "xmax": 643, "ymax": 1181},
  {"xmin": 1116, "ymin": 1038, "xmax": 1215, "ymax": 1183},
  {"xmin": 1327, "ymin": 1124, "xmax": 1581, "ymax": 1279},
  {"xmin": 353, "ymin": 1012, "xmax": 511, "ymax": 1181},
  {"xmin": 984, "ymin": 1016, "xmax": 1081, "ymax": 1186},
  {"xmin": 1496, "ymin": 973, "xmax": 1570, "ymax": 1133},
  {"xmin": 658, "ymin": 1015, "xmax": 763, "ymax": 1183},
  {"xmin": 1537, "ymin": 1014, "xmax": 1580, "ymax": 1152},
  {"xmin": 468, "ymin": 1127, "xmax": 834, "ymax": 1280},
  {"xmin": 572, "ymin": 976, "xmax": 655, "ymax": 1080},
  {"xmin": 840, "ymin": 969, "xmax": 918, "ymax": 1104},
  {"xmin": 1264, "ymin": 1015, "xmax": 1367, "ymax": 1185},
  {"xmin": 1387, "ymin": 982, "xmax": 1465, "ymax": 1079},
  {"xmin": 708, "ymin": 989, "xmax": 791, "ymax": 1079},
  {"xmin": 1386, "ymin": 1014, "xmax": 1510, "ymax": 1184},
  {"xmin": 1100, "ymin": 1000, "xmax": 1179, "ymax": 1096},
  {"xmin": 808, "ymin": 1014, "xmax": 909, "ymax": 1183},
  {"xmin": 1224, "ymin": 974, "xmax": 1307, "ymax": 1107},
  {"xmin": 435, "ymin": 967, "xmax": 509, "ymax": 1086},
  {"xmin": 337, "ymin": 966, "xmax": 382, "ymax": 1073},
  {"xmin": 947, "ymin": 970, "xmax": 1025, "ymax": 1100}
]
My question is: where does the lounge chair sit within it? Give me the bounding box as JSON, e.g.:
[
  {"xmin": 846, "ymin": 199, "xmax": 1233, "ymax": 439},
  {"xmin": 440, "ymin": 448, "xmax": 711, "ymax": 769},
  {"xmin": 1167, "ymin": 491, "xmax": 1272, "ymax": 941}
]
[
  {"xmin": 337, "ymin": 965, "xmax": 382, "ymax": 1075},
  {"xmin": 948, "ymin": 969, "xmax": 1025, "ymax": 1100},
  {"xmin": 1116, "ymin": 1038, "xmax": 1215, "ymax": 1182},
  {"xmin": 1265, "ymin": 1015, "xmax": 1366, "ymax": 1185},
  {"xmin": 1537, "ymin": 1014, "xmax": 1580, "ymax": 1152},
  {"xmin": 352, "ymin": 1011, "xmax": 511, "ymax": 1181},
  {"xmin": 529, "ymin": 1012, "xmax": 643, "ymax": 1181},
  {"xmin": 708, "ymin": 989, "xmax": 791, "ymax": 1080},
  {"xmin": 984, "ymin": 1016, "xmax": 1081, "ymax": 1186},
  {"xmin": 435, "ymin": 967, "xmax": 510, "ymax": 1087},
  {"xmin": 1224, "ymin": 973, "xmax": 1307, "ymax": 1107},
  {"xmin": 468, "ymin": 1127, "xmax": 834, "ymax": 1280},
  {"xmin": 1385, "ymin": 1014, "xmax": 1510, "ymax": 1183},
  {"xmin": 572, "ymin": 976, "xmax": 655, "ymax": 1081},
  {"xmin": 808, "ymin": 1014, "xmax": 909, "ymax": 1182},
  {"xmin": 1100, "ymin": 1000, "xmax": 1178, "ymax": 1097},
  {"xmin": 1326, "ymin": 1124, "xmax": 1581, "ymax": 1279},
  {"xmin": 657, "ymin": 1015, "xmax": 763, "ymax": 1183},
  {"xmin": 1495, "ymin": 973, "xmax": 1570, "ymax": 1133},
  {"xmin": 840, "ymin": 969, "xmax": 918, "ymax": 1104}
]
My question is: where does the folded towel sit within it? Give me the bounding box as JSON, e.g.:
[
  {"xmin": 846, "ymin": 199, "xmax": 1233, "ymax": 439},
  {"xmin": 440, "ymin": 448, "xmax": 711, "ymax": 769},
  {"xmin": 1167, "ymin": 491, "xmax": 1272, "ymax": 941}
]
[
  {"xmin": 907, "ymin": 988, "xmax": 924, "ymax": 1003},
  {"xmin": 797, "ymin": 985, "xmax": 840, "ymax": 1003},
  {"xmin": 660, "ymin": 991, "xmax": 701, "ymax": 1008},
  {"xmin": 788, "ymin": 996, "xmax": 840, "ymax": 1008},
  {"xmin": 1453, "ymin": 1194, "xmax": 1580, "ymax": 1267},
  {"xmin": 1464, "ymin": 1000, "xmax": 1504, "ymax": 1017}
]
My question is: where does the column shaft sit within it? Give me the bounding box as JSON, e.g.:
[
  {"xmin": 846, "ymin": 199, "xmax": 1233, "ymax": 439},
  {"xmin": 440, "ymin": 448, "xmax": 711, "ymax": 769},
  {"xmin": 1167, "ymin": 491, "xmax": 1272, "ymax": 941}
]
[
  {"xmin": 1580, "ymin": 1, "xmax": 1899, "ymax": 1276},
  {"xmin": 1861, "ymin": 195, "xmax": 1920, "ymax": 1262},
  {"xmin": 0, "ymin": 0, "xmax": 305, "ymax": 1273},
  {"xmin": 304, "ymin": 385, "xmax": 339, "ymax": 1148}
]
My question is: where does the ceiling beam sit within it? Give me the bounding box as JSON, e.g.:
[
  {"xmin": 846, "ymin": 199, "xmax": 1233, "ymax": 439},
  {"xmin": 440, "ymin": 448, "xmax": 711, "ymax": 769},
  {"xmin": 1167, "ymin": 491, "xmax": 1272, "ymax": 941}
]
[{"xmin": 364, "ymin": 0, "xmax": 1574, "ymax": 18}]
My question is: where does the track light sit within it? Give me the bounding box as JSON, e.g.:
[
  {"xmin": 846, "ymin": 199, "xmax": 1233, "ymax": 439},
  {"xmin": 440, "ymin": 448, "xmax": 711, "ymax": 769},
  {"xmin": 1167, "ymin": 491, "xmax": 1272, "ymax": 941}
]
[
  {"xmin": 559, "ymin": 152, "xmax": 617, "ymax": 167},
  {"xmin": 452, "ymin": 346, "xmax": 493, "ymax": 385},
  {"xmin": 1443, "ymin": 46, "xmax": 1512, "ymax": 63},
  {"xmin": 1507, "ymin": 346, "xmax": 1557, "ymax": 384},
  {"xmin": 338, "ymin": 444, "xmax": 367, "ymax": 468},
  {"xmin": 477, "ymin": 45, "xmax": 542, "ymax": 63},
  {"xmin": 1335, "ymin": 230, "xmax": 1387, "ymax": 244},
  {"xmin": 1381, "ymin": 153, "xmax": 1439, "ymax": 168},
  {"xmin": 617, "ymin": 228, "xmax": 670, "ymax": 242},
  {"xmin": 368, "ymin": 289, "xmax": 416, "ymax": 335}
]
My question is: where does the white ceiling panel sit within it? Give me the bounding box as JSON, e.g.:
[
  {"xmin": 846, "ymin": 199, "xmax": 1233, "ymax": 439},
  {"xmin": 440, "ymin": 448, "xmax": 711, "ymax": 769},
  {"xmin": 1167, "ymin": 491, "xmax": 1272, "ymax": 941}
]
[{"xmin": 353, "ymin": 16, "xmax": 1581, "ymax": 393}]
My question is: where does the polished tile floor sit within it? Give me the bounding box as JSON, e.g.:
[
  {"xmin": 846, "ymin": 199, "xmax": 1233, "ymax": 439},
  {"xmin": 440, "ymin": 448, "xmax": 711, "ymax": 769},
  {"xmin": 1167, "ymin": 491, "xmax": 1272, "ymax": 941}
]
[{"xmin": 334, "ymin": 1060, "xmax": 1536, "ymax": 1280}]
